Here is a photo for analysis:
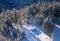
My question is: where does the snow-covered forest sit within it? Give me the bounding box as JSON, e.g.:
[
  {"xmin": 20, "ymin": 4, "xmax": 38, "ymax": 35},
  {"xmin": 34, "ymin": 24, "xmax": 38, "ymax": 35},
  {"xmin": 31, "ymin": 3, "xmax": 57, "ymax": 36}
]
[{"xmin": 0, "ymin": 0, "xmax": 60, "ymax": 41}]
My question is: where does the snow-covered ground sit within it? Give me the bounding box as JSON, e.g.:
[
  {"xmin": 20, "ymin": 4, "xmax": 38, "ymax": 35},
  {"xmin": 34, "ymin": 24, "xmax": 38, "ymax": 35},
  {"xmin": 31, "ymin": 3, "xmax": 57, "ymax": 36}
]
[
  {"xmin": 23, "ymin": 24, "xmax": 41, "ymax": 41},
  {"xmin": 54, "ymin": 24, "xmax": 60, "ymax": 41},
  {"xmin": 22, "ymin": 24, "xmax": 49, "ymax": 41},
  {"xmin": 37, "ymin": 31, "xmax": 53, "ymax": 41},
  {"xmin": 22, "ymin": 24, "xmax": 60, "ymax": 41}
]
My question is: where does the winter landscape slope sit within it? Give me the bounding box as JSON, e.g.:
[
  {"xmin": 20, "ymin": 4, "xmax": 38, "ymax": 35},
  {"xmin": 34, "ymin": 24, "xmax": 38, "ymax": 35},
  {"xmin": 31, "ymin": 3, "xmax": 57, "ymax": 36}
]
[{"xmin": 0, "ymin": 0, "xmax": 60, "ymax": 41}]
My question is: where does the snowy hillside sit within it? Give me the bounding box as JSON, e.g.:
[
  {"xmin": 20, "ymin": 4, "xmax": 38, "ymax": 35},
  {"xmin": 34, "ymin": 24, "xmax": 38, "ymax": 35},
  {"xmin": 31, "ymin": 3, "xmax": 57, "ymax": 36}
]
[{"xmin": 0, "ymin": 1, "xmax": 60, "ymax": 41}]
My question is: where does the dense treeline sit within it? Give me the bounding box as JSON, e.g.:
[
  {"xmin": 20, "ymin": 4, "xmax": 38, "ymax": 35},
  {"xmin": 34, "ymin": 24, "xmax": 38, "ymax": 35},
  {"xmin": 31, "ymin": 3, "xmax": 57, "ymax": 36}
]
[{"xmin": 0, "ymin": 1, "xmax": 60, "ymax": 41}]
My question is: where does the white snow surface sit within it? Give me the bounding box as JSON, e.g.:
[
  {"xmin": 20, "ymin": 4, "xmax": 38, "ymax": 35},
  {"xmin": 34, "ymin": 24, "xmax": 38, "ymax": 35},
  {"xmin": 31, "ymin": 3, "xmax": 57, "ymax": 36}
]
[{"xmin": 23, "ymin": 24, "xmax": 53, "ymax": 41}]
